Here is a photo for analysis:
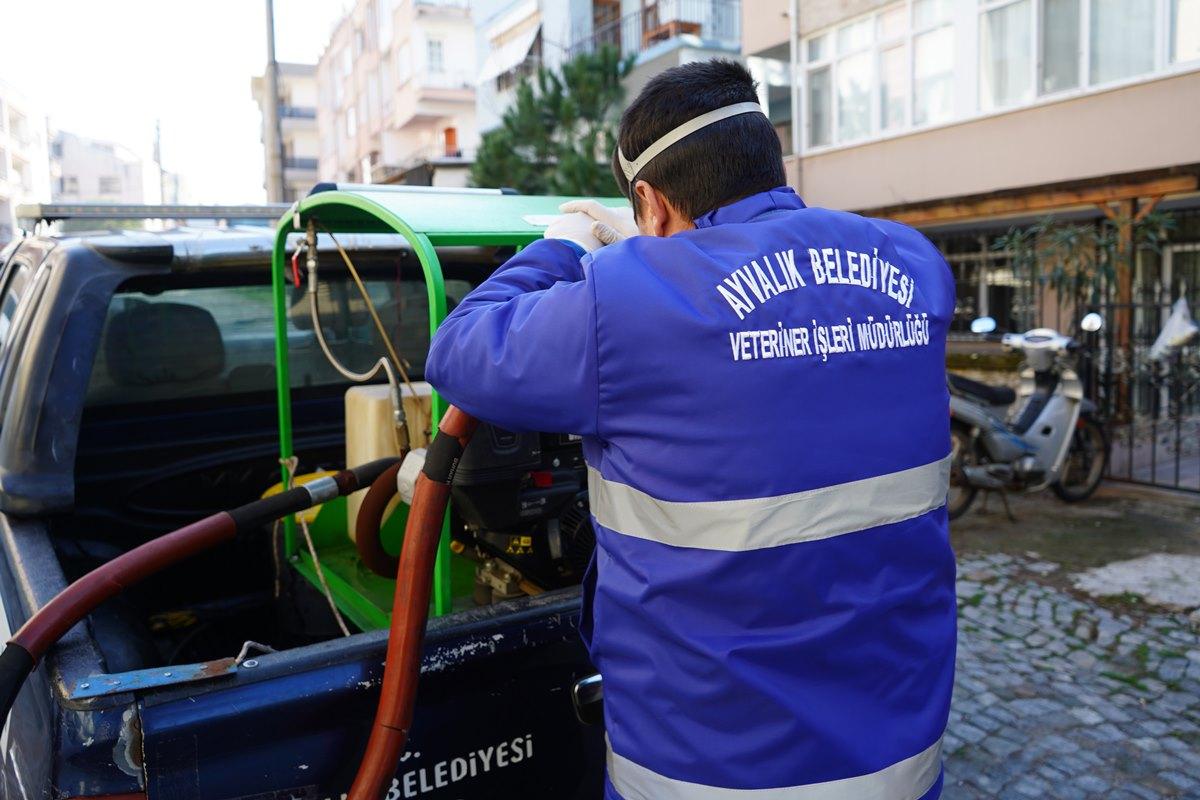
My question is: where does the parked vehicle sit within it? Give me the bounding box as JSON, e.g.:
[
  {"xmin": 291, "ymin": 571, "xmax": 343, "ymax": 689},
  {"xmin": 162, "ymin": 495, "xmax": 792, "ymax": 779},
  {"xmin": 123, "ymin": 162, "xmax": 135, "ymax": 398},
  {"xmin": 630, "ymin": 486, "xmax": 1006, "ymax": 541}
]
[
  {"xmin": 947, "ymin": 313, "xmax": 1109, "ymax": 519},
  {"xmin": 0, "ymin": 197, "xmax": 607, "ymax": 799}
]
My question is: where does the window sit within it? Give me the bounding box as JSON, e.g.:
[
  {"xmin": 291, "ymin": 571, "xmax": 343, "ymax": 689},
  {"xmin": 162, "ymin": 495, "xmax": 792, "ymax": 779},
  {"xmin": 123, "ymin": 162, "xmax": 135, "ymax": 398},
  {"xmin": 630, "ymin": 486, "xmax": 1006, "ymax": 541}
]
[
  {"xmin": 980, "ymin": 0, "xmax": 1033, "ymax": 110},
  {"xmin": 914, "ymin": 26, "xmax": 954, "ymax": 124},
  {"xmin": 369, "ymin": 71, "xmax": 382, "ymax": 121},
  {"xmin": 0, "ymin": 149, "xmax": 6, "ymax": 181},
  {"xmin": 879, "ymin": 44, "xmax": 908, "ymax": 130},
  {"xmin": 836, "ymin": 18, "xmax": 873, "ymax": 53},
  {"xmin": 345, "ymin": 107, "xmax": 357, "ymax": 138},
  {"xmin": 340, "ymin": 47, "xmax": 353, "ymax": 78},
  {"xmin": 397, "ymin": 43, "xmax": 413, "ymax": 83},
  {"xmin": 379, "ymin": 59, "xmax": 395, "ymax": 114},
  {"xmin": 1171, "ymin": 0, "xmax": 1200, "ymax": 62},
  {"xmin": 0, "ymin": 265, "xmax": 30, "ymax": 348},
  {"xmin": 877, "ymin": 5, "xmax": 907, "ymax": 39},
  {"xmin": 807, "ymin": 34, "xmax": 827, "ymax": 62},
  {"xmin": 836, "ymin": 51, "xmax": 872, "ymax": 140},
  {"xmin": 914, "ymin": 0, "xmax": 954, "ymax": 27},
  {"xmin": 427, "ymin": 38, "xmax": 445, "ymax": 74},
  {"xmin": 8, "ymin": 112, "xmax": 28, "ymax": 145},
  {"xmin": 99, "ymin": 176, "xmax": 122, "ymax": 195},
  {"xmin": 807, "ymin": 66, "xmax": 832, "ymax": 147},
  {"xmin": 11, "ymin": 157, "xmax": 30, "ymax": 189},
  {"xmin": 833, "ymin": 17, "xmax": 874, "ymax": 141},
  {"xmin": 1089, "ymin": 0, "xmax": 1155, "ymax": 84},
  {"xmin": 799, "ymin": 0, "xmax": 1190, "ymax": 153},
  {"xmin": 806, "ymin": 4, "xmax": 911, "ymax": 147},
  {"xmin": 378, "ymin": 0, "xmax": 395, "ymax": 47},
  {"xmin": 85, "ymin": 278, "xmax": 476, "ymax": 406},
  {"xmin": 747, "ymin": 55, "xmax": 796, "ymax": 155},
  {"xmin": 1040, "ymin": 0, "xmax": 1081, "ymax": 92}
]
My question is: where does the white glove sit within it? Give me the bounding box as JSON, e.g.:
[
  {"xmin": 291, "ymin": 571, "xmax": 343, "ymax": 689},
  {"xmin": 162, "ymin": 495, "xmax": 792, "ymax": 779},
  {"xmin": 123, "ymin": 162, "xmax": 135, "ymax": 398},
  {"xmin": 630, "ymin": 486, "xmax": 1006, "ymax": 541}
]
[
  {"xmin": 543, "ymin": 211, "xmax": 605, "ymax": 253},
  {"xmin": 559, "ymin": 200, "xmax": 638, "ymax": 246}
]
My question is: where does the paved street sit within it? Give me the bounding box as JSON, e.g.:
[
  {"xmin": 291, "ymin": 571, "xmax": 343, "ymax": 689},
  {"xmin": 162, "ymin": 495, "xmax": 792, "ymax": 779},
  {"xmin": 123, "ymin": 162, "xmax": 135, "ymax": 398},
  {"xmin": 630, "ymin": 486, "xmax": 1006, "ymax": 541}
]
[{"xmin": 944, "ymin": 490, "xmax": 1200, "ymax": 799}]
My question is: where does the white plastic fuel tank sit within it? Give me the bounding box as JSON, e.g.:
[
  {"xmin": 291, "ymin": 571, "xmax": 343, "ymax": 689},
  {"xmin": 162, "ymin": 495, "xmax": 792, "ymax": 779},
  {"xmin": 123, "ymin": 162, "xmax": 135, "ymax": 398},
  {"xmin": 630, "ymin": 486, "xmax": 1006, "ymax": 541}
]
[{"xmin": 344, "ymin": 381, "xmax": 433, "ymax": 539}]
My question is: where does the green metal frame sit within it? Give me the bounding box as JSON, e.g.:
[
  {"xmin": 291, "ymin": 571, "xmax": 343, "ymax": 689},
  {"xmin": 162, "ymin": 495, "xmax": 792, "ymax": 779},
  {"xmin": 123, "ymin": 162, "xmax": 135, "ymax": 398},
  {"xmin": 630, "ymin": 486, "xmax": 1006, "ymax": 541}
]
[{"xmin": 270, "ymin": 186, "xmax": 627, "ymax": 627}]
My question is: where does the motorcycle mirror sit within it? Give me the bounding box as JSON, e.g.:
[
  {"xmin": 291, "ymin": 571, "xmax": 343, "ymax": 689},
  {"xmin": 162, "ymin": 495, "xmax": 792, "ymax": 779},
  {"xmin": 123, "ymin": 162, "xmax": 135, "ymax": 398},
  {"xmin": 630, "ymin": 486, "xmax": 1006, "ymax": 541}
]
[
  {"xmin": 970, "ymin": 316, "xmax": 997, "ymax": 334},
  {"xmin": 1080, "ymin": 312, "xmax": 1104, "ymax": 332}
]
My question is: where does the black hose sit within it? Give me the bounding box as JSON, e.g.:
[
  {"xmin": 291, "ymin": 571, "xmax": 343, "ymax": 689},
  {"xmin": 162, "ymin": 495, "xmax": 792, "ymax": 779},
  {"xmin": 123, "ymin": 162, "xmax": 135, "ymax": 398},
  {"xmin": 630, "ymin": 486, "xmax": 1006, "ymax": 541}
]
[{"xmin": 228, "ymin": 486, "xmax": 313, "ymax": 533}]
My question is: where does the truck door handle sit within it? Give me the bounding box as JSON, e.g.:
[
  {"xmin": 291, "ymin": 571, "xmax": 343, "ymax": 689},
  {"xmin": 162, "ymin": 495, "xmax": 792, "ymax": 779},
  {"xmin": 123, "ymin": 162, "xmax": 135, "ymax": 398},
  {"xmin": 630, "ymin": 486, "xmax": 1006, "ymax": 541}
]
[{"xmin": 571, "ymin": 673, "xmax": 603, "ymax": 726}]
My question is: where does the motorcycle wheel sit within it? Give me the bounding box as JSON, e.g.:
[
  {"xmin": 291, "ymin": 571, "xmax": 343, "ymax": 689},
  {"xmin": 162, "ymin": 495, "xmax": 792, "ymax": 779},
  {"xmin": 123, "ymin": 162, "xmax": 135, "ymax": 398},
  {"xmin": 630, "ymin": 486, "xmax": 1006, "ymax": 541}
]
[
  {"xmin": 948, "ymin": 425, "xmax": 978, "ymax": 520},
  {"xmin": 1052, "ymin": 416, "xmax": 1108, "ymax": 502}
]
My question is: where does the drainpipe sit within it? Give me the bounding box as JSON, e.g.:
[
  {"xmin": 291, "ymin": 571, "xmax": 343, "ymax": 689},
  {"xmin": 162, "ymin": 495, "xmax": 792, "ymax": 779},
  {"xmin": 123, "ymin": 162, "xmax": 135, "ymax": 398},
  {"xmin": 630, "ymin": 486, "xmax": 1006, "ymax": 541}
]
[{"xmin": 788, "ymin": 0, "xmax": 801, "ymax": 192}]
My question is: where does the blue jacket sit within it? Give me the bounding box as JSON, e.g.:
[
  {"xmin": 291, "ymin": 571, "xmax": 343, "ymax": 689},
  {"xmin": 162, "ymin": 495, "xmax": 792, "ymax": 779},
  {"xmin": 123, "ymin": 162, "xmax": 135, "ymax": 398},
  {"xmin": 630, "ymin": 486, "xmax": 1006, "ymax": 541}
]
[{"xmin": 426, "ymin": 187, "xmax": 956, "ymax": 800}]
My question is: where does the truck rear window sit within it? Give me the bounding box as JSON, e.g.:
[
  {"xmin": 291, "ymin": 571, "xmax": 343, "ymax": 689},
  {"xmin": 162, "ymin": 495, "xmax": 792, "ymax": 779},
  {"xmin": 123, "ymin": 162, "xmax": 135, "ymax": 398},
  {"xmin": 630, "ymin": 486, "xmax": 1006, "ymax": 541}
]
[
  {"xmin": 0, "ymin": 264, "xmax": 30, "ymax": 348},
  {"xmin": 85, "ymin": 278, "xmax": 474, "ymax": 407}
]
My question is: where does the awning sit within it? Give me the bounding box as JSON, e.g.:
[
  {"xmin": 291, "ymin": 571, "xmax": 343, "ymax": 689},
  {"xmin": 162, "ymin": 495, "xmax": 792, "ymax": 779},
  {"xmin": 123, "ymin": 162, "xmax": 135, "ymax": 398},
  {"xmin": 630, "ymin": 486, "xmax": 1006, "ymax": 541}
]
[{"xmin": 477, "ymin": 23, "xmax": 541, "ymax": 84}]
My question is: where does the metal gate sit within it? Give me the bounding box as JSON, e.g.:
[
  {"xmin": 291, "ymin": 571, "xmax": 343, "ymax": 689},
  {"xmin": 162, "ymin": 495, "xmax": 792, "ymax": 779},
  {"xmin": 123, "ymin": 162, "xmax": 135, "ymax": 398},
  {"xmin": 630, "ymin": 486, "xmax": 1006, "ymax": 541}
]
[{"xmin": 1085, "ymin": 240, "xmax": 1199, "ymax": 493}]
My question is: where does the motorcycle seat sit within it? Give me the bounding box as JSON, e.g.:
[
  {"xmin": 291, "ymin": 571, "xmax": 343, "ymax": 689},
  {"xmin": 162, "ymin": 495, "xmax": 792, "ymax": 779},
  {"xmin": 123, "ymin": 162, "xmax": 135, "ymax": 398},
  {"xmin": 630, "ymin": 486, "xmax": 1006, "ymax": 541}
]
[{"xmin": 948, "ymin": 372, "xmax": 1017, "ymax": 406}]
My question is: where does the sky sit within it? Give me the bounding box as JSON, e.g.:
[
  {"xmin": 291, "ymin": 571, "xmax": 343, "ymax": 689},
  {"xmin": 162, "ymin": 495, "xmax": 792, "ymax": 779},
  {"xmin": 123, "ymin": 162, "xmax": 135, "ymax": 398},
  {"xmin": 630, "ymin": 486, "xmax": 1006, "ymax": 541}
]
[{"xmin": 0, "ymin": 0, "xmax": 351, "ymax": 204}]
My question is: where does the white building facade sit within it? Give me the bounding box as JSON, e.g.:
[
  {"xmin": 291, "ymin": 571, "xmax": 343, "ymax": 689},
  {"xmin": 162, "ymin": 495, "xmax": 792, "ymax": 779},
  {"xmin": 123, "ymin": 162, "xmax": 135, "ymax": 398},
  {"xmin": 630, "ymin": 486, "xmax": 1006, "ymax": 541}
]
[
  {"xmin": 50, "ymin": 130, "xmax": 147, "ymax": 204},
  {"xmin": 251, "ymin": 62, "xmax": 321, "ymax": 202},
  {"xmin": 316, "ymin": 0, "xmax": 479, "ymax": 187},
  {"xmin": 742, "ymin": 0, "xmax": 1200, "ymax": 210},
  {"xmin": 0, "ymin": 81, "xmax": 51, "ymax": 243}
]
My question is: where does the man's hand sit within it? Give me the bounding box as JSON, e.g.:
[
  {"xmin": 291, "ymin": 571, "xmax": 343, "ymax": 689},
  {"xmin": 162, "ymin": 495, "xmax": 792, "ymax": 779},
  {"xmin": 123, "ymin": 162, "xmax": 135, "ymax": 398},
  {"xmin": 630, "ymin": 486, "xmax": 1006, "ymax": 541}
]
[
  {"xmin": 559, "ymin": 200, "xmax": 638, "ymax": 246},
  {"xmin": 544, "ymin": 211, "xmax": 605, "ymax": 253}
]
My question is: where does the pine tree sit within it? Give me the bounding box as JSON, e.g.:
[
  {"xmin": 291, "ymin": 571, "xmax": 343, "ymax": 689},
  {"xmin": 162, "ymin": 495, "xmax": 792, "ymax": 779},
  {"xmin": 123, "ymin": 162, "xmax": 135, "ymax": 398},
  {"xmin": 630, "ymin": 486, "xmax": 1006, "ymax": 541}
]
[{"xmin": 471, "ymin": 45, "xmax": 635, "ymax": 196}]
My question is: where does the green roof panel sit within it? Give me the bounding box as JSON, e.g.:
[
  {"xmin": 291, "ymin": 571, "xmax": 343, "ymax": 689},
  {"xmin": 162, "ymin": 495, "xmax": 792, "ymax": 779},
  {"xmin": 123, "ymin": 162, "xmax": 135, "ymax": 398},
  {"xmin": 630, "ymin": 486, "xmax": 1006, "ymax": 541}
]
[{"xmin": 287, "ymin": 184, "xmax": 630, "ymax": 246}]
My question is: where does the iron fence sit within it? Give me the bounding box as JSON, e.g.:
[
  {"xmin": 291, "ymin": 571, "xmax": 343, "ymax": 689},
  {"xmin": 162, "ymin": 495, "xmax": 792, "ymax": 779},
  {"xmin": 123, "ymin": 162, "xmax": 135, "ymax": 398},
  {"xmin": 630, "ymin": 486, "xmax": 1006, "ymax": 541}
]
[
  {"xmin": 1084, "ymin": 256, "xmax": 1199, "ymax": 493},
  {"xmin": 933, "ymin": 205, "xmax": 1200, "ymax": 493}
]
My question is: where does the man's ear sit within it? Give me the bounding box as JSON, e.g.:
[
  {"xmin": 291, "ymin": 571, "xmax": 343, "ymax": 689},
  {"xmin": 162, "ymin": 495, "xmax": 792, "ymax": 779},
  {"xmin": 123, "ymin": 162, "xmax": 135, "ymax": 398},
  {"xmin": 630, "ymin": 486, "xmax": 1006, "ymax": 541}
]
[{"xmin": 633, "ymin": 181, "xmax": 693, "ymax": 237}]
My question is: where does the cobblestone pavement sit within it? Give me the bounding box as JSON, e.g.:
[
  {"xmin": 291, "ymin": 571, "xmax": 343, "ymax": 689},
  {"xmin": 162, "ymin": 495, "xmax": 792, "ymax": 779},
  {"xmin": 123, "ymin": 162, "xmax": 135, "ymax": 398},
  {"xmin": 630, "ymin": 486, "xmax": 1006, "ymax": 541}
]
[{"xmin": 944, "ymin": 552, "xmax": 1200, "ymax": 799}]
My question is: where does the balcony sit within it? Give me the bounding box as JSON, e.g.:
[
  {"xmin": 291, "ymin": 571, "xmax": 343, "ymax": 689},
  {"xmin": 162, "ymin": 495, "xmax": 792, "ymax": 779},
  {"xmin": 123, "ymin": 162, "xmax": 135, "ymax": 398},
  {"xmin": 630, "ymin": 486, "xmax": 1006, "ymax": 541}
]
[{"xmin": 569, "ymin": 0, "xmax": 741, "ymax": 62}]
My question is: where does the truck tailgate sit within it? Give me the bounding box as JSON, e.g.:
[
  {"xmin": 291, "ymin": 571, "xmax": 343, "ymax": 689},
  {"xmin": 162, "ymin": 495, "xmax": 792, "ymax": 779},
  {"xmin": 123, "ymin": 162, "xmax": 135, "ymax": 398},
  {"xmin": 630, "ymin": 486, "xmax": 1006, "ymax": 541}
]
[{"xmin": 139, "ymin": 591, "xmax": 604, "ymax": 800}]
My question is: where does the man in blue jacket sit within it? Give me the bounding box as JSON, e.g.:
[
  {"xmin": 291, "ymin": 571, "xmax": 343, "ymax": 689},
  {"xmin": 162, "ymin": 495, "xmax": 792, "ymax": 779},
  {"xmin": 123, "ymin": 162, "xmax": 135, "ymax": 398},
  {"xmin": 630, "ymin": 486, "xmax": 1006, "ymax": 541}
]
[{"xmin": 426, "ymin": 60, "xmax": 956, "ymax": 800}]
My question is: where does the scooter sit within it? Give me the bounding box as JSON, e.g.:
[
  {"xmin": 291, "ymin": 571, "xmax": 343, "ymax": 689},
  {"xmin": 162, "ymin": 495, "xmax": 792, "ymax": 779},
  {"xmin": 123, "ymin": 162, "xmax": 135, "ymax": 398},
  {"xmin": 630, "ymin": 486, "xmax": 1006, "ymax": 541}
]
[{"xmin": 947, "ymin": 312, "xmax": 1109, "ymax": 520}]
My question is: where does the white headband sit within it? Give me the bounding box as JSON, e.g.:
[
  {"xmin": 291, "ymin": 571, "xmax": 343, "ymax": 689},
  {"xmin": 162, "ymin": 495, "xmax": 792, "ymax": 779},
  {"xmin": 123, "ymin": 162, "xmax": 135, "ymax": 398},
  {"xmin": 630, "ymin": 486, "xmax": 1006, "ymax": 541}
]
[{"xmin": 617, "ymin": 101, "xmax": 767, "ymax": 183}]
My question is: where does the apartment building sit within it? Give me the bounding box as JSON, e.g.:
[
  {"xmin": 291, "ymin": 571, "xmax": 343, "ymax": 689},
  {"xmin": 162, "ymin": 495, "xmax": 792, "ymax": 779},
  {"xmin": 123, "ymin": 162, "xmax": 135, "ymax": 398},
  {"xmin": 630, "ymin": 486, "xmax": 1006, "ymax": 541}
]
[
  {"xmin": 50, "ymin": 130, "xmax": 147, "ymax": 204},
  {"xmin": 475, "ymin": 0, "xmax": 742, "ymax": 133},
  {"xmin": 744, "ymin": 0, "xmax": 1200, "ymax": 333},
  {"xmin": 316, "ymin": 0, "xmax": 478, "ymax": 187},
  {"xmin": 0, "ymin": 81, "xmax": 51, "ymax": 244},
  {"xmin": 251, "ymin": 62, "xmax": 320, "ymax": 202}
]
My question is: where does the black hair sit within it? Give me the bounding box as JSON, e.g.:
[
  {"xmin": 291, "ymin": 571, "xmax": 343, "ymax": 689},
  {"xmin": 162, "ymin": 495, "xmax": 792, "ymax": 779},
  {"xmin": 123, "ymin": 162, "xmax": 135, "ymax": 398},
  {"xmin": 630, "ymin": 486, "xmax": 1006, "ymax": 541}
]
[{"xmin": 612, "ymin": 59, "xmax": 785, "ymax": 220}]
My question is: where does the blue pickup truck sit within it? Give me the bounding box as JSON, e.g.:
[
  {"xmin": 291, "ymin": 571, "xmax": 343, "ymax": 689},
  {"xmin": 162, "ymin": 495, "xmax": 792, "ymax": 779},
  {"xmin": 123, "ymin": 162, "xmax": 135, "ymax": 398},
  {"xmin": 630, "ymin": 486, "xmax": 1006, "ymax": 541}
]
[{"xmin": 0, "ymin": 194, "xmax": 606, "ymax": 799}]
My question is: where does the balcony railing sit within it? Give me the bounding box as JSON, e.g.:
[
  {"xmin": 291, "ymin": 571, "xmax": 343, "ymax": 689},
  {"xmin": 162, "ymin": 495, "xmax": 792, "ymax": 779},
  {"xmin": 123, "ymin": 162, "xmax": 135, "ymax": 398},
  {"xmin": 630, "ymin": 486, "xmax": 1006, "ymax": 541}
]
[
  {"xmin": 569, "ymin": 0, "xmax": 741, "ymax": 61},
  {"xmin": 284, "ymin": 156, "xmax": 319, "ymax": 171},
  {"xmin": 280, "ymin": 105, "xmax": 317, "ymax": 119},
  {"xmin": 417, "ymin": 69, "xmax": 475, "ymax": 91},
  {"xmin": 414, "ymin": 0, "xmax": 469, "ymax": 10}
]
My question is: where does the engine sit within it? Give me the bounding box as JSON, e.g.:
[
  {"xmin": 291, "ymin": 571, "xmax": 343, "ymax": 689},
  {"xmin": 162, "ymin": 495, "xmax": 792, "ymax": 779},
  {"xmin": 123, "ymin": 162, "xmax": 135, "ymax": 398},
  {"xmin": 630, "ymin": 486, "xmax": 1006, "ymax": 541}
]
[{"xmin": 449, "ymin": 424, "xmax": 595, "ymax": 604}]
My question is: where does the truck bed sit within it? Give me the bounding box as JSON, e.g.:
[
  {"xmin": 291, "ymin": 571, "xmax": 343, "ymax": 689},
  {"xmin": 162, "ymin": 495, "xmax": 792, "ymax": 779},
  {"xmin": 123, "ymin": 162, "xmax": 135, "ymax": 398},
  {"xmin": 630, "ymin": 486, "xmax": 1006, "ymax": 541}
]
[{"xmin": 2, "ymin": 509, "xmax": 602, "ymax": 799}]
